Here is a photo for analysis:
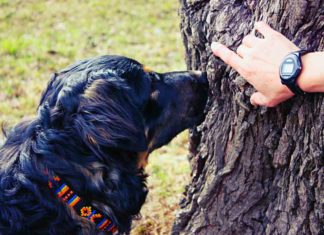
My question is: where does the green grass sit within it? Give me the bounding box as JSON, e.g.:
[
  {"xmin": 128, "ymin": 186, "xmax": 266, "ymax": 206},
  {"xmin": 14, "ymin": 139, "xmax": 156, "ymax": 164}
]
[
  {"xmin": 0, "ymin": 0, "xmax": 187, "ymax": 124},
  {"xmin": 0, "ymin": 0, "xmax": 190, "ymax": 234}
]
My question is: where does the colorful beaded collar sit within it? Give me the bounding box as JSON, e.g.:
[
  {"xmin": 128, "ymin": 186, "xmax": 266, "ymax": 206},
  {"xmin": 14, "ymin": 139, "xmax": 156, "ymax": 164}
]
[{"xmin": 48, "ymin": 176, "xmax": 119, "ymax": 235}]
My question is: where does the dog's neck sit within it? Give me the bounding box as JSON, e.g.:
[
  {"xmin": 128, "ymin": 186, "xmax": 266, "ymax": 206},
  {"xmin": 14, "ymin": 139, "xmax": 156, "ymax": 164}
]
[
  {"xmin": 48, "ymin": 174, "xmax": 119, "ymax": 234},
  {"xmin": 0, "ymin": 117, "xmax": 148, "ymax": 234},
  {"xmin": 42, "ymin": 151, "xmax": 148, "ymax": 233}
]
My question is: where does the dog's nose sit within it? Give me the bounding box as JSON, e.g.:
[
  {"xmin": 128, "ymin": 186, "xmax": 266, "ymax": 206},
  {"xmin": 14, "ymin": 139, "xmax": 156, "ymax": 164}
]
[{"xmin": 190, "ymin": 71, "xmax": 209, "ymax": 86}]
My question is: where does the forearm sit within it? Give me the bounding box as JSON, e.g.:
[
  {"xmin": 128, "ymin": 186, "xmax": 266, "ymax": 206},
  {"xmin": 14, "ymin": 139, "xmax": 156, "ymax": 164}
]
[{"xmin": 298, "ymin": 52, "xmax": 324, "ymax": 93}]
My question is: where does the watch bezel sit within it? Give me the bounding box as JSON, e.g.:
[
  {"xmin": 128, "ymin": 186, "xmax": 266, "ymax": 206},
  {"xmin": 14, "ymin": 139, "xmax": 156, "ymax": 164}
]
[{"xmin": 279, "ymin": 53, "xmax": 302, "ymax": 85}]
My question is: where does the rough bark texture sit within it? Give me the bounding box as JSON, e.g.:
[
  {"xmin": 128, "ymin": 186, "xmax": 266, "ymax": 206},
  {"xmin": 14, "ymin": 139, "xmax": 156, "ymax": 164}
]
[{"xmin": 173, "ymin": 1, "xmax": 324, "ymax": 234}]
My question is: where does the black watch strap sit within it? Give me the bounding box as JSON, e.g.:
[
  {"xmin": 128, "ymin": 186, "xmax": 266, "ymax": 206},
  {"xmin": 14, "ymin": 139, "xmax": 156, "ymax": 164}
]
[
  {"xmin": 281, "ymin": 49, "xmax": 311, "ymax": 95},
  {"xmin": 287, "ymin": 80, "xmax": 305, "ymax": 95},
  {"xmin": 298, "ymin": 49, "xmax": 311, "ymax": 57}
]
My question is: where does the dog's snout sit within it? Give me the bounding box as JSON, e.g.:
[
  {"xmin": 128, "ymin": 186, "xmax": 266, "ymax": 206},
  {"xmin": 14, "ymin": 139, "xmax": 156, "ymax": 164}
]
[
  {"xmin": 191, "ymin": 70, "xmax": 203, "ymax": 77},
  {"xmin": 190, "ymin": 71, "xmax": 208, "ymax": 86}
]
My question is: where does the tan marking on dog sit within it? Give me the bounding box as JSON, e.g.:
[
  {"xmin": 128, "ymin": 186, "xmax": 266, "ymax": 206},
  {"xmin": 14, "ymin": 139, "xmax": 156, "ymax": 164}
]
[
  {"xmin": 137, "ymin": 151, "xmax": 149, "ymax": 169},
  {"xmin": 145, "ymin": 127, "xmax": 156, "ymax": 153},
  {"xmin": 87, "ymin": 134, "xmax": 97, "ymax": 145},
  {"xmin": 148, "ymin": 141, "xmax": 155, "ymax": 152},
  {"xmin": 143, "ymin": 65, "xmax": 152, "ymax": 73}
]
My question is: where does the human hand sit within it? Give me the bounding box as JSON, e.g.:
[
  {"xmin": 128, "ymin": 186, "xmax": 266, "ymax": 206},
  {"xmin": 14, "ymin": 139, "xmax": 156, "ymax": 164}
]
[{"xmin": 211, "ymin": 21, "xmax": 300, "ymax": 107}]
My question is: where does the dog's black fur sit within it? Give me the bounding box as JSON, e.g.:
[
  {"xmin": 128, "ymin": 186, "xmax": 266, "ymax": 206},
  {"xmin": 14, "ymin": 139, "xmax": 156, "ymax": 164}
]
[{"xmin": 0, "ymin": 55, "xmax": 208, "ymax": 235}]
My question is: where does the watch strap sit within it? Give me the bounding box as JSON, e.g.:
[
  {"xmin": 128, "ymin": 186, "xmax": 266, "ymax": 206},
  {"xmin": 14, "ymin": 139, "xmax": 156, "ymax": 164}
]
[
  {"xmin": 282, "ymin": 49, "xmax": 312, "ymax": 95},
  {"xmin": 297, "ymin": 49, "xmax": 311, "ymax": 57},
  {"xmin": 287, "ymin": 80, "xmax": 305, "ymax": 95}
]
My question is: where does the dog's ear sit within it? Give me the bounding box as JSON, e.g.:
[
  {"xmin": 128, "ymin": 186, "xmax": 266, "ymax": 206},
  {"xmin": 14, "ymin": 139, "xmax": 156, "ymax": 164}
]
[{"xmin": 74, "ymin": 75, "xmax": 147, "ymax": 153}]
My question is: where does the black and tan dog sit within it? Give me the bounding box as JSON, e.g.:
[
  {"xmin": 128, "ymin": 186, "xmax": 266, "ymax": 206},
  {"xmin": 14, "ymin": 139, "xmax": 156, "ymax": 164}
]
[{"xmin": 0, "ymin": 55, "xmax": 208, "ymax": 235}]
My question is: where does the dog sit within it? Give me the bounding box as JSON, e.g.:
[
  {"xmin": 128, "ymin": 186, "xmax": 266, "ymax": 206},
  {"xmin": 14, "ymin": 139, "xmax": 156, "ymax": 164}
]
[{"xmin": 0, "ymin": 55, "xmax": 208, "ymax": 235}]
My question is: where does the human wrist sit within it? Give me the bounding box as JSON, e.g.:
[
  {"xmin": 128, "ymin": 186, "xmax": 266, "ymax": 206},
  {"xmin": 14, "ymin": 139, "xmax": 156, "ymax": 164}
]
[{"xmin": 297, "ymin": 52, "xmax": 324, "ymax": 93}]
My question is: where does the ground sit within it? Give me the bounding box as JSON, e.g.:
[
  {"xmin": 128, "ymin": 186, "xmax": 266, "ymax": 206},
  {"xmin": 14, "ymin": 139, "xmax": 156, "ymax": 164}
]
[{"xmin": 0, "ymin": 0, "xmax": 190, "ymax": 234}]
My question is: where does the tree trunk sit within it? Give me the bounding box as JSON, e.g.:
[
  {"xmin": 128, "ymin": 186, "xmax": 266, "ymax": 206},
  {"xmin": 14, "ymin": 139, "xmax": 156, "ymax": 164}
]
[{"xmin": 173, "ymin": 1, "xmax": 324, "ymax": 234}]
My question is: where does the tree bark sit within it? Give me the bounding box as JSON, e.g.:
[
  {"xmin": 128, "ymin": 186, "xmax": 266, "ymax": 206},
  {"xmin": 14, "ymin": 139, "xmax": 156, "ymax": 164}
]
[{"xmin": 173, "ymin": 1, "xmax": 324, "ymax": 234}]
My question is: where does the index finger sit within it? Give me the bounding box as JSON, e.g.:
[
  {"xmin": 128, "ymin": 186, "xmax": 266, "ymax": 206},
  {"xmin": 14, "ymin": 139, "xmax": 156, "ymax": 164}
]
[{"xmin": 211, "ymin": 42, "xmax": 245, "ymax": 74}]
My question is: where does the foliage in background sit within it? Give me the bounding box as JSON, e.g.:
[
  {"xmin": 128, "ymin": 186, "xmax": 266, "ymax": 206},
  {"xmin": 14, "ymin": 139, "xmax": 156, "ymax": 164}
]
[{"xmin": 0, "ymin": 0, "xmax": 190, "ymax": 234}]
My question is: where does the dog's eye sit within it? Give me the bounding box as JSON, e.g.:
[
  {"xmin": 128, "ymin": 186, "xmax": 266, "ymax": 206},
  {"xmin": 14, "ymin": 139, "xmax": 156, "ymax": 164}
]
[
  {"xmin": 149, "ymin": 73, "xmax": 161, "ymax": 82},
  {"xmin": 149, "ymin": 73, "xmax": 162, "ymax": 94}
]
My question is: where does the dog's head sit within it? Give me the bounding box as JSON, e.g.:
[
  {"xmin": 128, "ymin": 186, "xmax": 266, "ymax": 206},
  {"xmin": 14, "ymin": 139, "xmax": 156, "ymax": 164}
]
[{"xmin": 39, "ymin": 55, "xmax": 208, "ymax": 164}]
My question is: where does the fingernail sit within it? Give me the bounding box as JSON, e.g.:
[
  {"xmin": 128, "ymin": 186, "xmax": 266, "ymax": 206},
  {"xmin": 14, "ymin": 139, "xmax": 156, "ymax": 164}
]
[
  {"xmin": 250, "ymin": 96, "xmax": 257, "ymax": 107},
  {"xmin": 255, "ymin": 21, "xmax": 262, "ymax": 27},
  {"xmin": 255, "ymin": 21, "xmax": 266, "ymax": 27},
  {"xmin": 211, "ymin": 42, "xmax": 222, "ymax": 52}
]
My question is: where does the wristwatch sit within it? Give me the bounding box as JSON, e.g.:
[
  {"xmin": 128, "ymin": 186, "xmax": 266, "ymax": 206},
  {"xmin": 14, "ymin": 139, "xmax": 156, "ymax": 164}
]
[{"xmin": 279, "ymin": 50, "xmax": 310, "ymax": 95}]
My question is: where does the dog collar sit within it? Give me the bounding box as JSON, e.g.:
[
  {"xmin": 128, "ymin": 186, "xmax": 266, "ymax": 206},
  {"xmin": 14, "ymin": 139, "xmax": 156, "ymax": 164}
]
[{"xmin": 48, "ymin": 176, "xmax": 119, "ymax": 235}]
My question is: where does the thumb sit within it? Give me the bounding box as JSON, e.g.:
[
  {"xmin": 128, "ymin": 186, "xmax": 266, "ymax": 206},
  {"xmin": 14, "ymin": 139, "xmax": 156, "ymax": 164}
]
[{"xmin": 250, "ymin": 92, "xmax": 269, "ymax": 107}]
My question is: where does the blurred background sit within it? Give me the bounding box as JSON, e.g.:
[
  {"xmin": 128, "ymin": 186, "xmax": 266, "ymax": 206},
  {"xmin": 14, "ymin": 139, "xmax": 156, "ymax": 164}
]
[{"xmin": 0, "ymin": 0, "xmax": 190, "ymax": 234}]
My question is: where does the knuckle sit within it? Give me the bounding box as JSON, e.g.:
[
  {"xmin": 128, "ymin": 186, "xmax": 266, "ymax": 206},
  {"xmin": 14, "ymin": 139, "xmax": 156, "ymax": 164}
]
[
  {"xmin": 240, "ymin": 65, "xmax": 252, "ymax": 78},
  {"xmin": 242, "ymin": 35, "xmax": 252, "ymax": 44},
  {"xmin": 257, "ymin": 21, "xmax": 265, "ymax": 26},
  {"xmin": 248, "ymin": 50, "xmax": 258, "ymax": 59},
  {"xmin": 247, "ymin": 47, "xmax": 259, "ymax": 60},
  {"xmin": 223, "ymin": 51, "xmax": 233, "ymax": 64},
  {"xmin": 236, "ymin": 45, "xmax": 243, "ymax": 54},
  {"xmin": 242, "ymin": 36, "xmax": 248, "ymax": 44},
  {"xmin": 258, "ymin": 21, "xmax": 268, "ymax": 29}
]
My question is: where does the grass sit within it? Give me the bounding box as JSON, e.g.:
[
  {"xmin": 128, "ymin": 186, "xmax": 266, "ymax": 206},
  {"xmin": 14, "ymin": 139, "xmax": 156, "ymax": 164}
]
[
  {"xmin": 133, "ymin": 134, "xmax": 190, "ymax": 234},
  {"xmin": 0, "ymin": 0, "xmax": 190, "ymax": 234}
]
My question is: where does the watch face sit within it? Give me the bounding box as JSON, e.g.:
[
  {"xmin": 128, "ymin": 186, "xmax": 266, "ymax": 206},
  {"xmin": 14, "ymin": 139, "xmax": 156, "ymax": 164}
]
[
  {"xmin": 280, "ymin": 52, "xmax": 304, "ymax": 93},
  {"xmin": 282, "ymin": 62, "xmax": 294, "ymax": 75},
  {"xmin": 280, "ymin": 56, "xmax": 298, "ymax": 80}
]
